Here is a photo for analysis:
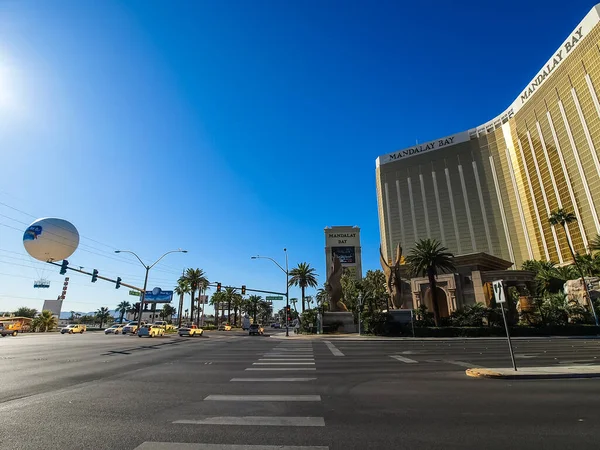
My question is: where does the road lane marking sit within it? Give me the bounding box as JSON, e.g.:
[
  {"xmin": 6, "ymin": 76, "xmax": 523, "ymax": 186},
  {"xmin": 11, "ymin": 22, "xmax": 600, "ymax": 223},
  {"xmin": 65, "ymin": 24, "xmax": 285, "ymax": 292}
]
[
  {"xmin": 444, "ymin": 360, "xmax": 482, "ymax": 368},
  {"xmin": 230, "ymin": 378, "xmax": 317, "ymax": 382},
  {"xmin": 390, "ymin": 355, "xmax": 418, "ymax": 364},
  {"xmin": 246, "ymin": 368, "xmax": 316, "ymax": 371},
  {"xmin": 324, "ymin": 341, "xmax": 344, "ymax": 356},
  {"xmin": 204, "ymin": 395, "xmax": 320, "ymax": 402},
  {"xmin": 253, "ymin": 362, "xmax": 315, "ymax": 365},
  {"xmin": 173, "ymin": 416, "xmax": 325, "ymax": 426},
  {"xmin": 259, "ymin": 359, "xmax": 314, "ymax": 361},
  {"xmin": 134, "ymin": 443, "xmax": 329, "ymax": 450}
]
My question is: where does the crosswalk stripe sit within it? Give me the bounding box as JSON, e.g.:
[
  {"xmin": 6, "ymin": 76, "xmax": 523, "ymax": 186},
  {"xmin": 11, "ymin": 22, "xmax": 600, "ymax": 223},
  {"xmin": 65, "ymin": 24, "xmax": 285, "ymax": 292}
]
[
  {"xmin": 230, "ymin": 378, "xmax": 317, "ymax": 382},
  {"xmin": 390, "ymin": 355, "xmax": 418, "ymax": 364},
  {"xmin": 173, "ymin": 416, "xmax": 325, "ymax": 426},
  {"xmin": 246, "ymin": 368, "xmax": 316, "ymax": 371},
  {"xmin": 134, "ymin": 443, "xmax": 329, "ymax": 450},
  {"xmin": 204, "ymin": 395, "xmax": 320, "ymax": 401},
  {"xmin": 253, "ymin": 362, "xmax": 315, "ymax": 365}
]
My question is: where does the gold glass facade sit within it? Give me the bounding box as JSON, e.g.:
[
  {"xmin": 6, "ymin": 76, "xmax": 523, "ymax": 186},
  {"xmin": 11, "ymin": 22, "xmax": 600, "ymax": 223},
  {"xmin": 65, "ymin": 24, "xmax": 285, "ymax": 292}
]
[{"xmin": 376, "ymin": 5, "xmax": 600, "ymax": 267}]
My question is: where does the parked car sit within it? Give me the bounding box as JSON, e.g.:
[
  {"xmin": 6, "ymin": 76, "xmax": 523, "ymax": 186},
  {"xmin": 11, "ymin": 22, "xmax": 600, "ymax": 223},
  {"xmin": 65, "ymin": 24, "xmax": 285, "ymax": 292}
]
[
  {"xmin": 178, "ymin": 324, "xmax": 203, "ymax": 337},
  {"xmin": 137, "ymin": 324, "xmax": 165, "ymax": 338},
  {"xmin": 0, "ymin": 323, "xmax": 18, "ymax": 337},
  {"xmin": 249, "ymin": 324, "xmax": 264, "ymax": 336},
  {"xmin": 271, "ymin": 323, "xmax": 281, "ymax": 329},
  {"xmin": 218, "ymin": 323, "xmax": 232, "ymax": 331},
  {"xmin": 153, "ymin": 321, "xmax": 175, "ymax": 331},
  {"xmin": 61, "ymin": 324, "xmax": 86, "ymax": 334},
  {"xmin": 104, "ymin": 324, "xmax": 124, "ymax": 334}
]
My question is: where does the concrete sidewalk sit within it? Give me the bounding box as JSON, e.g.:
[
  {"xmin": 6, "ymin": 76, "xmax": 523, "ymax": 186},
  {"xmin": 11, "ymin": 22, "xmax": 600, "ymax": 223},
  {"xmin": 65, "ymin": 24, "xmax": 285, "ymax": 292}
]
[{"xmin": 466, "ymin": 365, "xmax": 600, "ymax": 380}]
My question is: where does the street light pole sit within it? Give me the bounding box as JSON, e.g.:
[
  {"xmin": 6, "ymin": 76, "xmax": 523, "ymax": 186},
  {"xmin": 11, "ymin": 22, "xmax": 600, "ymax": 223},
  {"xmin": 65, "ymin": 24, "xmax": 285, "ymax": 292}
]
[
  {"xmin": 115, "ymin": 249, "xmax": 187, "ymax": 327},
  {"xmin": 285, "ymin": 248, "xmax": 289, "ymax": 338},
  {"xmin": 251, "ymin": 249, "xmax": 290, "ymax": 337}
]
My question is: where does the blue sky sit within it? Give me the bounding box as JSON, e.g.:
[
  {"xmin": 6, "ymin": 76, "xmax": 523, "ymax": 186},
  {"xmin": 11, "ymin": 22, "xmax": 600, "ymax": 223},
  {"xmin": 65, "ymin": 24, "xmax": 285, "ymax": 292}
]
[{"xmin": 0, "ymin": 0, "xmax": 594, "ymax": 314}]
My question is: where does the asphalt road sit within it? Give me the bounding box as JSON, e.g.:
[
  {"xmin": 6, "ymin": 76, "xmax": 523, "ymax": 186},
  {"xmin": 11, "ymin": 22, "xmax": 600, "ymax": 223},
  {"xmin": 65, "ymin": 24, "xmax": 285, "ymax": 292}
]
[{"xmin": 0, "ymin": 332, "xmax": 599, "ymax": 449}]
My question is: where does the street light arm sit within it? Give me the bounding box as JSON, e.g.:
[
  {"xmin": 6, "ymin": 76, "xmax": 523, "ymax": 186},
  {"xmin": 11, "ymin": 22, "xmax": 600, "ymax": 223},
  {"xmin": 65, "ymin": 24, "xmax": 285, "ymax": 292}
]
[
  {"xmin": 115, "ymin": 250, "xmax": 147, "ymax": 268},
  {"xmin": 253, "ymin": 255, "xmax": 287, "ymax": 274},
  {"xmin": 149, "ymin": 250, "xmax": 186, "ymax": 269}
]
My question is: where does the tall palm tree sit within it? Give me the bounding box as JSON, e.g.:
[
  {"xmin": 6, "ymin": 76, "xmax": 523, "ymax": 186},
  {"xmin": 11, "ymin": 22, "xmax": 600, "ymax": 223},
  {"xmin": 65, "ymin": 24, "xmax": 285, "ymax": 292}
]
[
  {"xmin": 406, "ymin": 238, "xmax": 456, "ymax": 327},
  {"xmin": 210, "ymin": 291, "xmax": 227, "ymax": 326},
  {"xmin": 174, "ymin": 277, "xmax": 190, "ymax": 327},
  {"xmin": 183, "ymin": 268, "xmax": 208, "ymax": 327},
  {"xmin": 223, "ymin": 287, "xmax": 237, "ymax": 323},
  {"xmin": 32, "ymin": 310, "xmax": 57, "ymax": 332},
  {"xmin": 161, "ymin": 304, "xmax": 176, "ymax": 322},
  {"xmin": 232, "ymin": 294, "xmax": 245, "ymax": 326},
  {"xmin": 247, "ymin": 295, "xmax": 261, "ymax": 322},
  {"xmin": 96, "ymin": 307, "xmax": 111, "ymax": 328},
  {"xmin": 127, "ymin": 304, "xmax": 139, "ymax": 321},
  {"xmin": 288, "ymin": 262, "xmax": 319, "ymax": 312},
  {"xmin": 116, "ymin": 301, "xmax": 131, "ymax": 324},
  {"xmin": 549, "ymin": 208, "xmax": 597, "ymax": 323},
  {"xmin": 290, "ymin": 298, "xmax": 298, "ymax": 312}
]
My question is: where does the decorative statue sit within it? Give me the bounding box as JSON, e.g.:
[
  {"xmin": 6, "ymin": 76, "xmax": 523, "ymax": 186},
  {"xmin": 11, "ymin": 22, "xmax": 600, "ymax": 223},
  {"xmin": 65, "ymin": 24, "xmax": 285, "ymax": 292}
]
[
  {"xmin": 326, "ymin": 254, "xmax": 348, "ymax": 312},
  {"xmin": 380, "ymin": 244, "xmax": 403, "ymax": 310}
]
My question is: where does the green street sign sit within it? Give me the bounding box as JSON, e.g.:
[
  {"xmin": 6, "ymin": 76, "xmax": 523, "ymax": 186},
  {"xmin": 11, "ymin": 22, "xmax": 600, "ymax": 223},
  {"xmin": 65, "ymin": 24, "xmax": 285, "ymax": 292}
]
[
  {"xmin": 129, "ymin": 290, "xmax": 141, "ymax": 296},
  {"xmin": 265, "ymin": 296, "xmax": 283, "ymax": 301}
]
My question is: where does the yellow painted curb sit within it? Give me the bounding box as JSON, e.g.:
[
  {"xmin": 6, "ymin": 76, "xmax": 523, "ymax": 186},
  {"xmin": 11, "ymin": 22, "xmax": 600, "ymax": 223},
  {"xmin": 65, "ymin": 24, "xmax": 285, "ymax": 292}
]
[{"xmin": 465, "ymin": 368, "xmax": 504, "ymax": 378}]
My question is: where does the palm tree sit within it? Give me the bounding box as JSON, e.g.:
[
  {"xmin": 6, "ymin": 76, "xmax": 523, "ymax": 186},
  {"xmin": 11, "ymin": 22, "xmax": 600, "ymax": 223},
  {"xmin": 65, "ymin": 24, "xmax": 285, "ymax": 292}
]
[
  {"xmin": 288, "ymin": 262, "xmax": 319, "ymax": 312},
  {"xmin": 96, "ymin": 307, "xmax": 111, "ymax": 328},
  {"xmin": 258, "ymin": 300, "xmax": 273, "ymax": 324},
  {"xmin": 32, "ymin": 310, "xmax": 57, "ymax": 332},
  {"xmin": 247, "ymin": 295, "xmax": 261, "ymax": 322},
  {"xmin": 305, "ymin": 295, "xmax": 314, "ymax": 309},
  {"xmin": 232, "ymin": 294, "xmax": 244, "ymax": 326},
  {"xmin": 406, "ymin": 238, "xmax": 456, "ymax": 327},
  {"xmin": 127, "ymin": 304, "xmax": 139, "ymax": 321},
  {"xmin": 589, "ymin": 233, "xmax": 600, "ymax": 253},
  {"xmin": 223, "ymin": 287, "xmax": 237, "ymax": 324},
  {"xmin": 183, "ymin": 268, "xmax": 208, "ymax": 327},
  {"xmin": 549, "ymin": 208, "xmax": 598, "ymax": 323},
  {"xmin": 116, "ymin": 301, "xmax": 131, "ymax": 324},
  {"xmin": 161, "ymin": 304, "xmax": 176, "ymax": 322},
  {"xmin": 174, "ymin": 277, "xmax": 190, "ymax": 327},
  {"xmin": 290, "ymin": 297, "xmax": 298, "ymax": 312},
  {"xmin": 210, "ymin": 291, "xmax": 227, "ymax": 326}
]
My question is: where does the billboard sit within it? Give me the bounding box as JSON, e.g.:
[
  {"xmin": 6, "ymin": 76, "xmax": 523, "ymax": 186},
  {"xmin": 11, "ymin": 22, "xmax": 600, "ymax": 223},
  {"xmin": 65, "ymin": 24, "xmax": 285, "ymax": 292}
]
[
  {"xmin": 332, "ymin": 246, "xmax": 356, "ymax": 264},
  {"xmin": 144, "ymin": 288, "xmax": 173, "ymax": 303},
  {"xmin": 42, "ymin": 299, "xmax": 63, "ymax": 317}
]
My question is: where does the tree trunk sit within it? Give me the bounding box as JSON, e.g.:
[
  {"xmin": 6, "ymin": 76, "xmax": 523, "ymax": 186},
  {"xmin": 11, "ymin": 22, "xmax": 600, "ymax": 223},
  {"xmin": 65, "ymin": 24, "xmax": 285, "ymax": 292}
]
[
  {"xmin": 214, "ymin": 302, "xmax": 219, "ymax": 326},
  {"xmin": 428, "ymin": 267, "xmax": 441, "ymax": 327},
  {"xmin": 301, "ymin": 286, "xmax": 305, "ymax": 312},
  {"xmin": 178, "ymin": 293, "xmax": 184, "ymax": 327},
  {"xmin": 227, "ymin": 301, "xmax": 231, "ymax": 323},
  {"xmin": 234, "ymin": 307, "xmax": 239, "ymax": 326},
  {"xmin": 563, "ymin": 223, "xmax": 595, "ymax": 318},
  {"xmin": 119, "ymin": 312, "xmax": 124, "ymax": 323},
  {"xmin": 190, "ymin": 290, "xmax": 196, "ymax": 325}
]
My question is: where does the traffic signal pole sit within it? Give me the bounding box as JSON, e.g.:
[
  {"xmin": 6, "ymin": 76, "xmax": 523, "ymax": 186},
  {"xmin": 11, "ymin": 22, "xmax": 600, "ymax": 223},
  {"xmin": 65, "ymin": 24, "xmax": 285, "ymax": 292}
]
[{"xmin": 46, "ymin": 260, "xmax": 143, "ymax": 291}]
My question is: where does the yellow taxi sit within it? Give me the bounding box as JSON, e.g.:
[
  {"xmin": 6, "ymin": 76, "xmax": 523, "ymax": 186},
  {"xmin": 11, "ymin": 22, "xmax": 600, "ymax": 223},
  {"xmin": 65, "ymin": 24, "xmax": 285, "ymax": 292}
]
[
  {"xmin": 178, "ymin": 324, "xmax": 204, "ymax": 337},
  {"xmin": 218, "ymin": 323, "xmax": 232, "ymax": 331},
  {"xmin": 104, "ymin": 324, "xmax": 125, "ymax": 334},
  {"xmin": 61, "ymin": 324, "xmax": 86, "ymax": 334},
  {"xmin": 137, "ymin": 324, "xmax": 165, "ymax": 338}
]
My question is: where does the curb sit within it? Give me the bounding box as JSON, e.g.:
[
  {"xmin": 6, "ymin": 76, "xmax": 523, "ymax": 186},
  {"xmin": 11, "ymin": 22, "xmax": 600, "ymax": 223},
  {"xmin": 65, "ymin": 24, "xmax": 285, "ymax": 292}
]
[{"xmin": 465, "ymin": 368, "xmax": 600, "ymax": 380}]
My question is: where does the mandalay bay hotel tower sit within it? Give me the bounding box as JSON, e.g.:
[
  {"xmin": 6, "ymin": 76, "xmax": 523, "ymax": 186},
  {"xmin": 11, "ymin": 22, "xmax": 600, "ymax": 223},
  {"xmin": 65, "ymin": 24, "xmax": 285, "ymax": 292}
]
[{"xmin": 376, "ymin": 4, "xmax": 600, "ymax": 269}]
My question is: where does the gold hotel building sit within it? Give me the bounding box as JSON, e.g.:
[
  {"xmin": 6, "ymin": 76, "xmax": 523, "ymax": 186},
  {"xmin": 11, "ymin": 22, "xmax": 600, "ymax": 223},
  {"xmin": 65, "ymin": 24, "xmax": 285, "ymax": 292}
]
[{"xmin": 376, "ymin": 4, "xmax": 600, "ymax": 268}]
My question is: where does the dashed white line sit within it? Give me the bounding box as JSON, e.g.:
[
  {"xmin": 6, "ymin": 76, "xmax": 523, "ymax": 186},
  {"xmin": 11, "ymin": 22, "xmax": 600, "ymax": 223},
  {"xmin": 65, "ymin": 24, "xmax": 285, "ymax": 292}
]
[
  {"xmin": 134, "ymin": 443, "xmax": 329, "ymax": 450},
  {"xmin": 245, "ymin": 368, "xmax": 316, "ymax": 371},
  {"xmin": 230, "ymin": 378, "xmax": 317, "ymax": 382},
  {"xmin": 253, "ymin": 362, "xmax": 315, "ymax": 365}
]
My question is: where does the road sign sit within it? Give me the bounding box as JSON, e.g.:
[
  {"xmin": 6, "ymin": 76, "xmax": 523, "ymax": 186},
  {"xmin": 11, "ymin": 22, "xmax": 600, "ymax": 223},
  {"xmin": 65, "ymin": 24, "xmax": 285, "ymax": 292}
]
[
  {"xmin": 492, "ymin": 280, "xmax": 505, "ymax": 303},
  {"xmin": 492, "ymin": 279, "xmax": 517, "ymax": 371},
  {"xmin": 265, "ymin": 296, "xmax": 283, "ymax": 301},
  {"xmin": 129, "ymin": 290, "xmax": 141, "ymax": 296}
]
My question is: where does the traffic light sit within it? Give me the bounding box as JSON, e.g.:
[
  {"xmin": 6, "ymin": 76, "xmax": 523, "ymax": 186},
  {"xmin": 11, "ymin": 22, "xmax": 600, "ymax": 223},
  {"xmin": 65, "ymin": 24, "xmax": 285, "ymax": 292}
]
[
  {"xmin": 216, "ymin": 282, "xmax": 221, "ymax": 293},
  {"xmin": 60, "ymin": 260, "xmax": 69, "ymax": 275},
  {"xmin": 241, "ymin": 285, "xmax": 246, "ymax": 295},
  {"xmin": 115, "ymin": 277, "xmax": 122, "ymax": 289},
  {"xmin": 286, "ymin": 305, "xmax": 291, "ymax": 318},
  {"xmin": 91, "ymin": 269, "xmax": 98, "ymax": 283}
]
